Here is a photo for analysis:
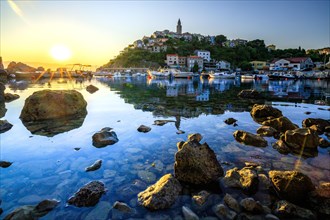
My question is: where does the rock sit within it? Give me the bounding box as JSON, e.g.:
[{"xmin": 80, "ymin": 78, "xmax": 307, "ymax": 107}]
[
  {"xmin": 137, "ymin": 125, "xmax": 151, "ymax": 133},
  {"xmin": 233, "ymin": 130, "xmax": 267, "ymax": 147},
  {"xmin": 182, "ymin": 206, "xmax": 199, "ymax": 220},
  {"xmin": 67, "ymin": 181, "xmax": 105, "ymax": 207},
  {"xmin": 74, "ymin": 147, "xmax": 81, "ymax": 151},
  {"xmin": 4, "ymin": 93, "xmax": 19, "ymax": 102},
  {"xmin": 213, "ymin": 204, "xmax": 237, "ymax": 220},
  {"xmin": 86, "ymin": 85, "xmax": 99, "ymax": 93},
  {"xmin": 256, "ymin": 126, "xmax": 277, "ymax": 137},
  {"xmin": 238, "ymin": 89, "xmax": 263, "ymax": 99},
  {"xmin": 174, "ymin": 134, "xmax": 223, "ymax": 185},
  {"xmin": 273, "ymin": 200, "xmax": 316, "ymax": 219},
  {"xmin": 268, "ymin": 170, "xmax": 315, "ymax": 203},
  {"xmin": 6, "ymin": 61, "xmax": 36, "ymax": 74},
  {"xmin": 187, "ymin": 133, "xmax": 203, "ymax": 142},
  {"xmin": 265, "ymin": 214, "xmax": 280, "ymax": 220},
  {"xmin": 319, "ymin": 138, "xmax": 330, "ymax": 148},
  {"xmin": 85, "ymin": 159, "xmax": 102, "ymax": 172},
  {"xmin": 20, "ymin": 90, "xmax": 87, "ymax": 121},
  {"xmin": 262, "ymin": 116, "xmax": 299, "ymax": 133},
  {"xmin": 0, "ymin": 82, "xmax": 5, "ymax": 102},
  {"xmin": 113, "ymin": 201, "xmax": 132, "ymax": 213},
  {"xmin": 176, "ymin": 130, "xmax": 185, "ymax": 134},
  {"xmin": 222, "ymin": 167, "xmax": 259, "ymax": 194},
  {"xmin": 224, "ymin": 193, "xmax": 240, "ymax": 212},
  {"xmin": 153, "ymin": 120, "xmax": 176, "ymax": 126},
  {"xmin": 250, "ymin": 104, "xmax": 282, "ymax": 123},
  {"xmin": 85, "ymin": 201, "xmax": 111, "ymax": 220},
  {"xmin": 192, "ymin": 190, "xmax": 210, "ymax": 206},
  {"xmin": 138, "ymin": 170, "xmax": 156, "ymax": 183},
  {"xmin": 272, "ymin": 139, "xmax": 291, "ymax": 154},
  {"xmin": 284, "ymin": 128, "xmax": 320, "ymax": 150},
  {"xmin": 4, "ymin": 199, "xmax": 59, "ymax": 220},
  {"xmin": 309, "ymin": 182, "xmax": 330, "ymax": 215},
  {"xmin": 19, "ymin": 90, "xmax": 87, "ymax": 136},
  {"xmin": 138, "ymin": 174, "xmax": 182, "ymax": 210},
  {"xmin": 92, "ymin": 127, "xmax": 119, "ymax": 147},
  {"xmin": 302, "ymin": 118, "xmax": 330, "ymax": 134},
  {"xmin": 0, "ymin": 120, "xmax": 13, "ymax": 133},
  {"xmin": 0, "ymin": 161, "xmax": 13, "ymax": 168},
  {"xmin": 224, "ymin": 118, "xmax": 237, "ymax": 125},
  {"xmin": 239, "ymin": 197, "xmax": 264, "ymax": 213}
]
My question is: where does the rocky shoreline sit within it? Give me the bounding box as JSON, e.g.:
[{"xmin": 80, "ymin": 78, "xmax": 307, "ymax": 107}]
[{"xmin": 1, "ymin": 88, "xmax": 329, "ymax": 219}]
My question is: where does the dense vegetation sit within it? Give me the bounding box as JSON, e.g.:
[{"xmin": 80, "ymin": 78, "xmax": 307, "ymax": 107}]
[{"xmin": 102, "ymin": 35, "xmax": 329, "ymax": 70}]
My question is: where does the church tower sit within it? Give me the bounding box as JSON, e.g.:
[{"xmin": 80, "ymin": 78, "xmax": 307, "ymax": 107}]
[{"xmin": 176, "ymin": 19, "xmax": 182, "ymax": 35}]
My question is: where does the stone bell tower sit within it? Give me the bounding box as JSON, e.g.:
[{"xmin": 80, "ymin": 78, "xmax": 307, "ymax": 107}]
[{"xmin": 176, "ymin": 19, "xmax": 182, "ymax": 35}]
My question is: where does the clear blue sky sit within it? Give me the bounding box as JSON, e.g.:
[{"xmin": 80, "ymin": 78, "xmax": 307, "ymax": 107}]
[{"xmin": 1, "ymin": 0, "xmax": 329, "ymax": 67}]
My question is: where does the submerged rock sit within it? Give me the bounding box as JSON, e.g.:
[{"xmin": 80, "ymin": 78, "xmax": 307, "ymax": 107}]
[
  {"xmin": 262, "ymin": 116, "xmax": 298, "ymax": 133},
  {"xmin": 224, "ymin": 118, "xmax": 237, "ymax": 125},
  {"xmin": 68, "ymin": 181, "xmax": 105, "ymax": 207},
  {"xmin": 138, "ymin": 174, "xmax": 182, "ymax": 210},
  {"xmin": 284, "ymin": 128, "xmax": 320, "ymax": 150},
  {"xmin": 268, "ymin": 170, "xmax": 315, "ymax": 203},
  {"xmin": 4, "ymin": 93, "xmax": 19, "ymax": 102},
  {"xmin": 137, "ymin": 125, "xmax": 151, "ymax": 133},
  {"xmin": 233, "ymin": 130, "xmax": 267, "ymax": 147},
  {"xmin": 153, "ymin": 120, "xmax": 176, "ymax": 126},
  {"xmin": 92, "ymin": 127, "xmax": 119, "ymax": 147},
  {"xmin": 86, "ymin": 85, "xmax": 99, "ymax": 94},
  {"xmin": 250, "ymin": 104, "xmax": 282, "ymax": 123},
  {"xmin": 222, "ymin": 167, "xmax": 259, "ymax": 194},
  {"xmin": 113, "ymin": 201, "xmax": 132, "ymax": 213},
  {"xmin": 174, "ymin": 134, "xmax": 223, "ymax": 184},
  {"xmin": 192, "ymin": 190, "xmax": 210, "ymax": 206},
  {"xmin": 4, "ymin": 199, "xmax": 59, "ymax": 220},
  {"xmin": 238, "ymin": 89, "xmax": 263, "ymax": 99},
  {"xmin": 0, "ymin": 161, "xmax": 13, "ymax": 168},
  {"xmin": 182, "ymin": 206, "xmax": 199, "ymax": 220},
  {"xmin": 224, "ymin": 193, "xmax": 240, "ymax": 212},
  {"xmin": 213, "ymin": 203, "xmax": 237, "ymax": 220},
  {"xmin": 85, "ymin": 159, "xmax": 102, "ymax": 172},
  {"xmin": 240, "ymin": 197, "xmax": 264, "ymax": 213},
  {"xmin": 0, "ymin": 120, "xmax": 13, "ymax": 133},
  {"xmin": 273, "ymin": 200, "xmax": 316, "ymax": 219},
  {"xmin": 19, "ymin": 90, "xmax": 87, "ymax": 137}
]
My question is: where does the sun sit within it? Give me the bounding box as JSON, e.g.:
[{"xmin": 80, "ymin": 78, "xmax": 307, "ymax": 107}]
[{"xmin": 50, "ymin": 44, "xmax": 72, "ymax": 61}]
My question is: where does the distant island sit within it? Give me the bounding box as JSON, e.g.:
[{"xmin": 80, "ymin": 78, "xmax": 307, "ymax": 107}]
[{"xmin": 101, "ymin": 19, "xmax": 330, "ymax": 72}]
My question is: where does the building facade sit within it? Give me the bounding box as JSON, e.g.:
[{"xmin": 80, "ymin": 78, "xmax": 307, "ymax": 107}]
[
  {"xmin": 216, "ymin": 60, "xmax": 231, "ymax": 70},
  {"xmin": 250, "ymin": 61, "xmax": 267, "ymax": 70},
  {"xmin": 194, "ymin": 50, "xmax": 211, "ymax": 62},
  {"xmin": 166, "ymin": 54, "xmax": 179, "ymax": 66},
  {"xmin": 187, "ymin": 56, "xmax": 203, "ymax": 71},
  {"xmin": 177, "ymin": 19, "xmax": 182, "ymax": 35},
  {"xmin": 270, "ymin": 57, "xmax": 313, "ymax": 71}
]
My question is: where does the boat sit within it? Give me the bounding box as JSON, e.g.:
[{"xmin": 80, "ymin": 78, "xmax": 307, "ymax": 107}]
[
  {"xmin": 268, "ymin": 72, "xmax": 296, "ymax": 80},
  {"xmin": 93, "ymin": 71, "xmax": 112, "ymax": 77},
  {"xmin": 209, "ymin": 71, "xmax": 236, "ymax": 79},
  {"xmin": 240, "ymin": 74, "xmax": 255, "ymax": 79},
  {"xmin": 171, "ymin": 69, "xmax": 193, "ymax": 78},
  {"xmin": 113, "ymin": 72, "xmax": 122, "ymax": 77},
  {"xmin": 147, "ymin": 69, "xmax": 171, "ymax": 78}
]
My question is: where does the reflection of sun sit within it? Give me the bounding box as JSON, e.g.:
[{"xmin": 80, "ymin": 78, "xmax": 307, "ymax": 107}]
[{"xmin": 50, "ymin": 44, "xmax": 72, "ymax": 61}]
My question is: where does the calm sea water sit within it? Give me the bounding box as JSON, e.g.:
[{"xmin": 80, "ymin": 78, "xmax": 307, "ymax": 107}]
[{"xmin": 1, "ymin": 76, "xmax": 329, "ymax": 219}]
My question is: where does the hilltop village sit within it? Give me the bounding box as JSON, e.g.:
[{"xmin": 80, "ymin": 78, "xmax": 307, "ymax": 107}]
[{"xmin": 102, "ymin": 19, "xmax": 330, "ymax": 72}]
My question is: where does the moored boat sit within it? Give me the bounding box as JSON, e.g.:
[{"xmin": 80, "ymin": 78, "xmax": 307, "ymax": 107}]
[{"xmin": 209, "ymin": 71, "xmax": 236, "ymax": 79}]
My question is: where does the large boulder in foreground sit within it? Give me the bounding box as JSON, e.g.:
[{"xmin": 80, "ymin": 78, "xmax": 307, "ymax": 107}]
[
  {"xmin": 233, "ymin": 130, "xmax": 267, "ymax": 147},
  {"xmin": 174, "ymin": 133, "xmax": 223, "ymax": 184},
  {"xmin": 19, "ymin": 90, "xmax": 87, "ymax": 136},
  {"xmin": 268, "ymin": 170, "xmax": 315, "ymax": 203},
  {"xmin": 262, "ymin": 116, "xmax": 299, "ymax": 133},
  {"xmin": 284, "ymin": 128, "xmax": 320, "ymax": 150},
  {"xmin": 138, "ymin": 174, "xmax": 182, "ymax": 210},
  {"xmin": 68, "ymin": 181, "xmax": 105, "ymax": 207},
  {"xmin": 250, "ymin": 104, "xmax": 282, "ymax": 123}
]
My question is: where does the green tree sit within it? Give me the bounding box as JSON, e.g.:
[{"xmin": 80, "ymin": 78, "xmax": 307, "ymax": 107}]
[
  {"xmin": 192, "ymin": 61, "xmax": 199, "ymax": 73},
  {"xmin": 215, "ymin": 35, "xmax": 227, "ymax": 46}
]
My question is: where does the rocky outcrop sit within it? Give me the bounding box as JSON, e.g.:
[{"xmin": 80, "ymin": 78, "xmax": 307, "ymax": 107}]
[
  {"xmin": 68, "ymin": 181, "xmax": 105, "ymax": 207},
  {"xmin": 92, "ymin": 127, "xmax": 119, "ymax": 147},
  {"xmin": 138, "ymin": 174, "xmax": 182, "ymax": 210},
  {"xmin": 233, "ymin": 130, "xmax": 267, "ymax": 147},
  {"xmin": 309, "ymin": 182, "xmax": 330, "ymax": 215},
  {"xmin": 85, "ymin": 160, "xmax": 102, "ymax": 172},
  {"xmin": 273, "ymin": 200, "xmax": 316, "ymax": 219},
  {"xmin": 302, "ymin": 118, "xmax": 330, "ymax": 134},
  {"xmin": 224, "ymin": 193, "xmax": 240, "ymax": 212},
  {"xmin": 6, "ymin": 61, "xmax": 36, "ymax": 74},
  {"xmin": 0, "ymin": 120, "xmax": 13, "ymax": 133},
  {"xmin": 240, "ymin": 197, "xmax": 264, "ymax": 213},
  {"xmin": 192, "ymin": 190, "xmax": 210, "ymax": 206},
  {"xmin": 174, "ymin": 134, "xmax": 223, "ymax": 184},
  {"xmin": 262, "ymin": 116, "xmax": 298, "ymax": 133},
  {"xmin": 268, "ymin": 170, "xmax": 315, "ymax": 203},
  {"xmin": 213, "ymin": 204, "xmax": 237, "ymax": 220},
  {"xmin": 284, "ymin": 128, "xmax": 320, "ymax": 150},
  {"xmin": 137, "ymin": 125, "xmax": 151, "ymax": 133},
  {"xmin": 86, "ymin": 85, "xmax": 99, "ymax": 94},
  {"xmin": 222, "ymin": 167, "xmax": 259, "ymax": 194},
  {"xmin": 182, "ymin": 206, "xmax": 199, "ymax": 220},
  {"xmin": 272, "ymin": 139, "xmax": 291, "ymax": 154},
  {"xmin": 4, "ymin": 199, "xmax": 59, "ymax": 220},
  {"xmin": 238, "ymin": 89, "xmax": 263, "ymax": 99},
  {"xmin": 4, "ymin": 93, "xmax": 19, "ymax": 102},
  {"xmin": 0, "ymin": 82, "xmax": 5, "ymax": 103},
  {"xmin": 256, "ymin": 126, "xmax": 278, "ymax": 137},
  {"xmin": 250, "ymin": 104, "xmax": 282, "ymax": 123}
]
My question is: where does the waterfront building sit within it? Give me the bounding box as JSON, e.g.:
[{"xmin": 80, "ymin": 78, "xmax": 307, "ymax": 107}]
[
  {"xmin": 187, "ymin": 56, "xmax": 204, "ymax": 71},
  {"xmin": 250, "ymin": 61, "xmax": 267, "ymax": 71},
  {"xmin": 270, "ymin": 57, "xmax": 314, "ymax": 71},
  {"xmin": 216, "ymin": 60, "xmax": 231, "ymax": 70},
  {"xmin": 166, "ymin": 54, "xmax": 179, "ymax": 67},
  {"xmin": 194, "ymin": 50, "xmax": 211, "ymax": 62}
]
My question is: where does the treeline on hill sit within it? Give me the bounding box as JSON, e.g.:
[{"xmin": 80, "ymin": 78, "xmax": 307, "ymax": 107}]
[{"xmin": 102, "ymin": 35, "xmax": 328, "ymax": 70}]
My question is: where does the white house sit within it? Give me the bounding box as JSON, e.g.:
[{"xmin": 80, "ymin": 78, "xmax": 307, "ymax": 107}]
[
  {"xmin": 166, "ymin": 54, "xmax": 179, "ymax": 67},
  {"xmin": 270, "ymin": 57, "xmax": 313, "ymax": 71},
  {"xmin": 187, "ymin": 56, "xmax": 203, "ymax": 71},
  {"xmin": 194, "ymin": 50, "xmax": 211, "ymax": 62},
  {"xmin": 216, "ymin": 60, "xmax": 231, "ymax": 70}
]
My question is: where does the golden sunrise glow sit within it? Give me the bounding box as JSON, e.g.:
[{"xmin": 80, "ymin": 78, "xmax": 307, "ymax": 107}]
[{"xmin": 50, "ymin": 44, "xmax": 72, "ymax": 61}]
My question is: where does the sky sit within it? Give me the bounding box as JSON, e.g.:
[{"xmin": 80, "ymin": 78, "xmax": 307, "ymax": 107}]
[{"xmin": 0, "ymin": 0, "xmax": 329, "ymax": 69}]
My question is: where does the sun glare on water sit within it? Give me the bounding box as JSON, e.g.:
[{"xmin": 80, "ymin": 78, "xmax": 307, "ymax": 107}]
[{"xmin": 50, "ymin": 44, "xmax": 72, "ymax": 61}]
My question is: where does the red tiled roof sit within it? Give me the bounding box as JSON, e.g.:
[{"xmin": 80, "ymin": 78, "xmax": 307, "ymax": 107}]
[
  {"xmin": 188, "ymin": 56, "xmax": 202, "ymax": 59},
  {"xmin": 286, "ymin": 57, "xmax": 308, "ymax": 63}
]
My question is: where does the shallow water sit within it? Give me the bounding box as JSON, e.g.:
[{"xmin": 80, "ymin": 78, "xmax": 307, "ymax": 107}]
[{"xmin": 1, "ymin": 76, "xmax": 329, "ymax": 219}]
